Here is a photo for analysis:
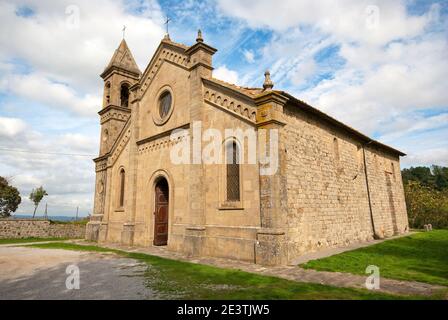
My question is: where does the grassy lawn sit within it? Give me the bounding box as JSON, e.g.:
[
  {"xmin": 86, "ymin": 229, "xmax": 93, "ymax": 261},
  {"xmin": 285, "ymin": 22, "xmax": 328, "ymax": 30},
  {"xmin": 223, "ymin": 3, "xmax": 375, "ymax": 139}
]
[
  {"xmin": 301, "ymin": 230, "xmax": 448, "ymax": 287},
  {"xmin": 0, "ymin": 237, "xmax": 68, "ymax": 244},
  {"xmin": 28, "ymin": 242, "xmax": 438, "ymax": 300}
]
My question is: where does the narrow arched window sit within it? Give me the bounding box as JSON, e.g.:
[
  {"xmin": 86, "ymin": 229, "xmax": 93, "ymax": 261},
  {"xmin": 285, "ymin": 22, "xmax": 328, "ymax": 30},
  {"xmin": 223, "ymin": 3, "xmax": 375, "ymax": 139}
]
[
  {"xmin": 226, "ymin": 141, "xmax": 240, "ymax": 202},
  {"xmin": 119, "ymin": 169, "xmax": 125, "ymax": 207},
  {"xmin": 356, "ymin": 145, "xmax": 363, "ymax": 170},
  {"xmin": 391, "ymin": 162, "xmax": 396, "ymax": 181},
  {"xmin": 333, "ymin": 137, "xmax": 340, "ymax": 162},
  {"xmin": 105, "ymin": 82, "xmax": 111, "ymax": 105},
  {"xmin": 120, "ymin": 83, "xmax": 130, "ymax": 108}
]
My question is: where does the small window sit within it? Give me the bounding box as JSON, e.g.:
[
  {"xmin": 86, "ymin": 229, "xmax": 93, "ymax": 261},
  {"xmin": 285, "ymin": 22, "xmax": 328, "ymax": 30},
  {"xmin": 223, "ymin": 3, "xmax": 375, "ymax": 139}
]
[
  {"xmin": 226, "ymin": 141, "xmax": 240, "ymax": 202},
  {"xmin": 159, "ymin": 91, "xmax": 172, "ymax": 119},
  {"xmin": 333, "ymin": 137, "xmax": 340, "ymax": 162},
  {"xmin": 120, "ymin": 84, "xmax": 130, "ymax": 108},
  {"xmin": 102, "ymin": 129, "xmax": 109, "ymax": 142},
  {"xmin": 119, "ymin": 169, "xmax": 125, "ymax": 207},
  {"xmin": 105, "ymin": 82, "xmax": 111, "ymax": 105},
  {"xmin": 391, "ymin": 162, "xmax": 396, "ymax": 181},
  {"xmin": 357, "ymin": 145, "xmax": 363, "ymax": 170}
]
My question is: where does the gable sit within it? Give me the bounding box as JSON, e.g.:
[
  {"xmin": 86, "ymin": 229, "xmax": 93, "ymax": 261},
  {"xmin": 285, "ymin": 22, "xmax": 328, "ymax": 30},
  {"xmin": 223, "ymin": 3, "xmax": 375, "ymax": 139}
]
[
  {"xmin": 138, "ymin": 40, "xmax": 191, "ymax": 98},
  {"xmin": 138, "ymin": 47, "xmax": 192, "ymax": 141}
]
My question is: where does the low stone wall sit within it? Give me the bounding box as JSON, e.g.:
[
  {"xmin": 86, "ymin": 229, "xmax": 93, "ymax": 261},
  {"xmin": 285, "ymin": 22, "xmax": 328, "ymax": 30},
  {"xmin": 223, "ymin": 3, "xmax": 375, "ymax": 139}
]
[
  {"xmin": 0, "ymin": 219, "xmax": 85, "ymax": 239},
  {"xmin": 48, "ymin": 223, "xmax": 85, "ymax": 239}
]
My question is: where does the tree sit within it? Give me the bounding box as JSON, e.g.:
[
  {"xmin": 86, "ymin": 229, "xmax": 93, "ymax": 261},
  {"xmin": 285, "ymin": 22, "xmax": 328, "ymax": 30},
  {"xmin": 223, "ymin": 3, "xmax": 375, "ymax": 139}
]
[
  {"xmin": 0, "ymin": 176, "xmax": 21, "ymax": 218},
  {"xmin": 402, "ymin": 165, "xmax": 448, "ymax": 190},
  {"xmin": 404, "ymin": 180, "xmax": 448, "ymax": 229},
  {"xmin": 432, "ymin": 165, "xmax": 448, "ymax": 190},
  {"xmin": 29, "ymin": 186, "xmax": 48, "ymax": 218}
]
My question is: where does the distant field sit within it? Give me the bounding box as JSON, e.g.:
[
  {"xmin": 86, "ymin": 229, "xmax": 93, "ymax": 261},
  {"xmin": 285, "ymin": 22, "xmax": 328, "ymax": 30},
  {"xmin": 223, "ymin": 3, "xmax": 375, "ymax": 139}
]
[{"xmin": 12, "ymin": 215, "xmax": 89, "ymax": 222}]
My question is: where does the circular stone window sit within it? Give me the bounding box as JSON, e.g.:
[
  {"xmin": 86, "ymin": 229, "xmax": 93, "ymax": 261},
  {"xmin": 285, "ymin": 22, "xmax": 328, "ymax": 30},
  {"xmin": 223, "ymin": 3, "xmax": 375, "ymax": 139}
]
[{"xmin": 153, "ymin": 86, "xmax": 174, "ymax": 125}]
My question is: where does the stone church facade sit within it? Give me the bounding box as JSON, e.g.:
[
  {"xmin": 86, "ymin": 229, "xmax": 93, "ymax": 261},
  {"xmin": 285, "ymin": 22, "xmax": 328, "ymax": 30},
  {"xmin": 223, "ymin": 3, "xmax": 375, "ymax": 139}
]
[{"xmin": 86, "ymin": 32, "xmax": 409, "ymax": 265}]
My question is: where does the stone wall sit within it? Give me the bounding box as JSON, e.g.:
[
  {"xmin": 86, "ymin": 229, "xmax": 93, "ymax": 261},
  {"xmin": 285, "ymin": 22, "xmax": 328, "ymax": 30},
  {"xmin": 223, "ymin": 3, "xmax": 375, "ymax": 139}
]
[
  {"xmin": 282, "ymin": 104, "xmax": 408, "ymax": 262},
  {"xmin": 0, "ymin": 219, "xmax": 85, "ymax": 239},
  {"xmin": 48, "ymin": 223, "xmax": 86, "ymax": 239}
]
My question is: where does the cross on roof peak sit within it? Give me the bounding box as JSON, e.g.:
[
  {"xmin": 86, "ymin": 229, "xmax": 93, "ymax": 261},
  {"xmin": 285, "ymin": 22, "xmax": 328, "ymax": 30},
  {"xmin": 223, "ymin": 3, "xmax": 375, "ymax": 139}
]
[{"xmin": 164, "ymin": 16, "xmax": 171, "ymax": 36}]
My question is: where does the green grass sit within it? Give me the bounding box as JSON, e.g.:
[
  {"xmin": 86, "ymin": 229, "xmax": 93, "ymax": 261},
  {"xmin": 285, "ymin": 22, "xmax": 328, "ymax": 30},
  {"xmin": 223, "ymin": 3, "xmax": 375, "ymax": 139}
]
[
  {"xmin": 301, "ymin": 230, "xmax": 448, "ymax": 287},
  {"xmin": 0, "ymin": 237, "xmax": 68, "ymax": 244},
  {"xmin": 28, "ymin": 242, "xmax": 437, "ymax": 300}
]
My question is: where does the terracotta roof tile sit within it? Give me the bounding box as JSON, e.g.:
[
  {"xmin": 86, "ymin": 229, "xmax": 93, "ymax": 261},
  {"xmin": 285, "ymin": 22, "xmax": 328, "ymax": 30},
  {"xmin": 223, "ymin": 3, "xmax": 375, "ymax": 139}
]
[{"xmin": 208, "ymin": 77, "xmax": 265, "ymax": 97}]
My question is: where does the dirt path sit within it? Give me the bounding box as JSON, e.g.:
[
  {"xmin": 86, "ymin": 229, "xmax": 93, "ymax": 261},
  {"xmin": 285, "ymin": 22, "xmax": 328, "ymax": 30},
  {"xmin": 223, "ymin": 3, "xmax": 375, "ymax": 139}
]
[{"xmin": 0, "ymin": 246, "xmax": 156, "ymax": 300}]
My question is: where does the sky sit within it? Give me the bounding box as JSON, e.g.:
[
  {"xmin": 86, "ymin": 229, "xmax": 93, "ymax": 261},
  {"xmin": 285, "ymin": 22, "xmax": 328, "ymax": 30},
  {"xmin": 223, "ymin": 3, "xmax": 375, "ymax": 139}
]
[{"xmin": 0, "ymin": 0, "xmax": 447, "ymax": 217}]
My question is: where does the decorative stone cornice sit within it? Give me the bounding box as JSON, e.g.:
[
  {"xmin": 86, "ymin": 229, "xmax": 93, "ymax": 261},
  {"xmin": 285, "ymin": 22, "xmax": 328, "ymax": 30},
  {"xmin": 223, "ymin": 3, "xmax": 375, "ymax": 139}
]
[
  {"xmin": 98, "ymin": 105, "xmax": 131, "ymax": 124},
  {"xmin": 137, "ymin": 124, "xmax": 190, "ymax": 146},
  {"xmin": 203, "ymin": 87, "xmax": 257, "ymax": 124},
  {"xmin": 100, "ymin": 66, "xmax": 141, "ymax": 81},
  {"xmin": 94, "ymin": 157, "xmax": 108, "ymax": 172},
  {"xmin": 108, "ymin": 126, "xmax": 132, "ymax": 166},
  {"xmin": 137, "ymin": 124, "xmax": 189, "ymax": 155},
  {"xmin": 254, "ymin": 91, "xmax": 289, "ymax": 106},
  {"xmin": 185, "ymin": 41, "xmax": 217, "ymax": 56}
]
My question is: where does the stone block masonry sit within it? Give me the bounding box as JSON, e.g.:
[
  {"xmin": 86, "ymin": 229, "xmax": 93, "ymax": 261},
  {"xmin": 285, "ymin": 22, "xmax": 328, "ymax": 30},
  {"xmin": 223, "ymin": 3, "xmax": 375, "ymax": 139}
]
[{"xmin": 0, "ymin": 219, "xmax": 85, "ymax": 239}]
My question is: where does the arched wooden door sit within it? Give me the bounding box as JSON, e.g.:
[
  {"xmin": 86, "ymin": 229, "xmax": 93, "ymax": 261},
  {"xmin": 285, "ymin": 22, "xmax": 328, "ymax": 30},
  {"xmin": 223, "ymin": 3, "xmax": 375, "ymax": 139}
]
[{"xmin": 154, "ymin": 178, "xmax": 169, "ymax": 246}]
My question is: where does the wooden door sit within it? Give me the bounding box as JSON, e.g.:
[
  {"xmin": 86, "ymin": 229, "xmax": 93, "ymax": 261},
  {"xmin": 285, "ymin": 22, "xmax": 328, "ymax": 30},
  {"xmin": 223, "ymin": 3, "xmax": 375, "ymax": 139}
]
[{"xmin": 154, "ymin": 179, "xmax": 169, "ymax": 246}]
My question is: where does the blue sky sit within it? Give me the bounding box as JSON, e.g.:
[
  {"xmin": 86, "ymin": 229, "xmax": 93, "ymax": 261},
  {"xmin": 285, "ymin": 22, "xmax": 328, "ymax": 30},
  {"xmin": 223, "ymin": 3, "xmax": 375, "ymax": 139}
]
[{"xmin": 0, "ymin": 0, "xmax": 447, "ymax": 217}]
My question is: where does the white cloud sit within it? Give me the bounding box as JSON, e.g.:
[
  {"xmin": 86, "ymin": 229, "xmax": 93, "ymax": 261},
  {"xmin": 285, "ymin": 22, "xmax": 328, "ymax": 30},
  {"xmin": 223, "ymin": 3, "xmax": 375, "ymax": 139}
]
[
  {"xmin": 299, "ymin": 36, "xmax": 448, "ymax": 135},
  {"xmin": 378, "ymin": 113, "xmax": 448, "ymax": 142},
  {"xmin": 216, "ymin": 0, "xmax": 448, "ymax": 168},
  {"xmin": 1, "ymin": 73, "xmax": 101, "ymax": 116},
  {"xmin": 217, "ymin": 0, "xmax": 430, "ymax": 45},
  {"xmin": 59, "ymin": 133, "xmax": 97, "ymax": 154},
  {"xmin": 213, "ymin": 65, "xmax": 240, "ymax": 84},
  {"xmin": 0, "ymin": 0, "xmax": 165, "ymax": 91},
  {"xmin": 243, "ymin": 49, "xmax": 255, "ymax": 63},
  {"xmin": 288, "ymin": 59, "xmax": 316, "ymax": 86},
  {"xmin": 402, "ymin": 148, "xmax": 448, "ymax": 168},
  {"xmin": 0, "ymin": 117, "xmax": 27, "ymax": 137},
  {"xmin": 0, "ymin": 120, "xmax": 96, "ymax": 216}
]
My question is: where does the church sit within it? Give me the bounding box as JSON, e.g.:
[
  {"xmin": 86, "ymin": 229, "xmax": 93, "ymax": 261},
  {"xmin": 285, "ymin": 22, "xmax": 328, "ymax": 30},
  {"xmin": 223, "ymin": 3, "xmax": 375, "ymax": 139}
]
[{"xmin": 85, "ymin": 31, "xmax": 409, "ymax": 265}]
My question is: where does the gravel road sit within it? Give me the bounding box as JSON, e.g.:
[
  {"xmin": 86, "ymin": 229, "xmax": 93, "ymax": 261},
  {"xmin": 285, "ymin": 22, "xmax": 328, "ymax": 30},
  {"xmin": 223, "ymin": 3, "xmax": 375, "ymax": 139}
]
[{"xmin": 0, "ymin": 246, "xmax": 158, "ymax": 300}]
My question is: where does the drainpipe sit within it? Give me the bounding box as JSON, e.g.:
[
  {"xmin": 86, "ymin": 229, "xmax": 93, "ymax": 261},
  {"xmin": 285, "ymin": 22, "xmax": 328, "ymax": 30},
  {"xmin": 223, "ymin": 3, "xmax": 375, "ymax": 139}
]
[{"xmin": 362, "ymin": 141, "xmax": 380, "ymax": 240}]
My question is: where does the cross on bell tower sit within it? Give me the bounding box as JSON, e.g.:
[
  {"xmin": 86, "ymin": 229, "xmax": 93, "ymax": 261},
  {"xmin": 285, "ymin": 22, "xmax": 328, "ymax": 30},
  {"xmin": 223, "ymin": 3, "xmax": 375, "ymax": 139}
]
[{"xmin": 164, "ymin": 16, "xmax": 171, "ymax": 37}]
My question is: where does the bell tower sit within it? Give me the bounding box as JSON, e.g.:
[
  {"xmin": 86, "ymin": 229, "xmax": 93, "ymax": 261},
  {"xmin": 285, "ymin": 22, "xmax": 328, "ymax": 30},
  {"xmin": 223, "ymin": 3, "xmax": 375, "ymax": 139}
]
[
  {"xmin": 86, "ymin": 39, "xmax": 141, "ymax": 242},
  {"xmin": 98, "ymin": 39, "xmax": 141, "ymax": 155}
]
